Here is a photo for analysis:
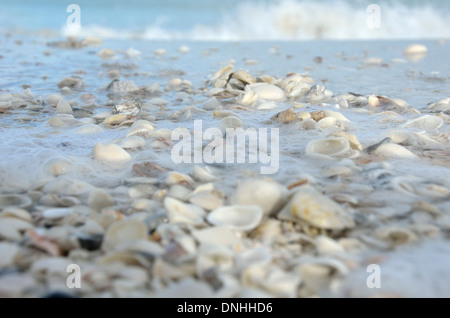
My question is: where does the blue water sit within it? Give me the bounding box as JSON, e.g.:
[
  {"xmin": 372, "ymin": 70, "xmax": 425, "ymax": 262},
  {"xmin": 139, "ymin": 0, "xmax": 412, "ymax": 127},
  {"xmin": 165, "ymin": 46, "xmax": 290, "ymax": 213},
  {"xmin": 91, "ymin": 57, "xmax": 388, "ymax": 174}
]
[{"xmin": 1, "ymin": 0, "xmax": 450, "ymax": 40}]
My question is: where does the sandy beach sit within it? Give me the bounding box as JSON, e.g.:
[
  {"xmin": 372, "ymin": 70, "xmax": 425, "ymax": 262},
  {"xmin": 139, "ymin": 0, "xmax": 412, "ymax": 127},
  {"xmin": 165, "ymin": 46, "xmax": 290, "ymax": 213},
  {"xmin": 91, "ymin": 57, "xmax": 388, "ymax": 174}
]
[{"xmin": 0, "ymin": 0, "xmax": 450, "ymax": 298}]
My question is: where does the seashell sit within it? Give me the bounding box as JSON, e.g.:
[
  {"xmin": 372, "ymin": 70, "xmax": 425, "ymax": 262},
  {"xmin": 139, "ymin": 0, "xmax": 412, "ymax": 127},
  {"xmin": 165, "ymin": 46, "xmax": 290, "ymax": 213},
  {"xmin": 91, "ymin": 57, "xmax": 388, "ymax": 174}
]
[
  {"xmin": 237, "ymin": 88, "xmax": 258, "ymax": 106},
  {"xmin": 220, "ymin": 116, "xmax": 243, "ymax": 130},
  {"xmin": 404, "ymin": 44, "xmax": 428, "ymax": 61},
  {"xmin": 196, "ymin": 245, "xmax": 235, "ymax": 279},
  {"xmin": 154, "ymin": 48, "xmax": 167, "ymax": 56},
  {"xmin": 231, "ymin": 70, "xmax": 255, "ymax": 85},
  {"xmin": 88, "ymin": 189, "xmax": 115, "ymax": 210},
  {"xmin": 214, "ymin": 65, "xmax": 234, "ymax": 81},
  {"xmin": 103, "ymin": 113, "xmax": 129, "ymax": 126},
  {"xmin": 178, "ymin": 45, "xmax": 190, "ymax": 53},
  {"xmin": 190, "ymin": 165, "xmax": 216, "ymax": 182},
  {"xmin": 285, "ymin": 81, "xmax": 311, "ymax": 98},
  {"xmin": 106, "ymin": 79, "xmax": 139, "ymax": 94},
  {"xmin": 368, "ymin": 95, "xmax": 380, "ymax": 107},
  {"xmin": 271, "ymin": 108, "xmax": 297, "ymax": 124},
  {"xmin": 188, "ymin": 190, "xmax": 223, "ymax": 211},
  {"xmin": 305, "ymin": 137, "xmax": 356, "ymax": 160},
  {"xmin": 56, "ymin": 99, "xmax": 72, "ymax": 114},
  {"xmin": 0, "ymin": 242, "xmax": 20, "ymax": 270},
  {"xmin": 329, "ymin": 131, "xmax": 363, "ymax": 151},
  {"xmin": 115, "ymin": 239, "xmax": 164, "ymax": 257},
  {"xmin": 57, "ymin": 77, "xmax": 85, "ymax": 89},
  {"xmin": 98, "ymin": 48, "xmax": 116, "ymax": 59},
  {"xmin": 0, "ymin": 207, "xmax": 32, "ymax": 222},
  {"xmin": 0, "ymin": 194, "xmax": 32, "ymax": 209},
  {"xmin": 304, "ymin": 85, "xmax": 333, "ymax": 104},
  {"xmin": 231, "ymin": 179, "xmax": 287, "ymax": 216},
  {"xmin": 278, "ymin": 186, "xmax": 354, "ymax": 231},
  {"xmin": 155, "ymin": 277, "xmax": 215, "ymax": 298},
  {"xmin": 164, "ymin": 197, "xmax": 205, "ymax": 226},
  {"xmin": 402, "ymin": 115, "xmax": 443, "ymax": 132},
  {"xmin": 42, "ymin": 178, "xmax": 94, "ymax": 196},
  {"xmin": 295, "ymin": 256, "xmax": 348, "ymax": 293},
  {"xmin": 167, "ymin": 184, "xmax": 192, "ymax": 201},
  {"xmin": 119, "ymin": 135, "xmax": 145, "ymax": 150},
  {"xmin": 372, "ymin": 143, "xmax": 417, "ymax": 159},
  {"xmin": 317, "ymin": 117, "xmax": 337, "ymax": 129},
  {"xmin": 97, "ymin": 251, "xmax": 146, "ymax": 266},
  {"xmin": 415, "ymin": 184, "xmax": 450, "ymax": 199},
  {"xmin": 75, "ymin": 124, "xmax": 103, "ymax": 135},
  {"xmin": 241, "ymin": 264, "xmax": 301, "ymax": 297},
  {"xmin": 385, "ymin": 130, "xmax": 416, "ymax": 146},
  {"xmin": 102, "ymin": 219, "xmax": 148, "ymax": 251},
  {"xmin": 247, "ymin": 83, "xmax": 285, "ymax": 102},
  {"xmin": 165, "ymin": 171, "xmax": 195, "ymax": 187},
  {"xmin": 42, "ymin": 208, "xmax": 74, "ymax": 220},
  {"xmin": 0, "ymin": 217, "xmax": 32, "ymax": 241},
  {"xmin": 192, "ymin": 226, "xmax": 240, "ymax": 247},
  {"xmin": 46, "ymin": 94, "xmax": 63, "ymax": 106},
  {"xmin": 374, "ymin": 227, "xmax": 418, "ymax": 246},
  {"xmin": 94, "ymin": 142, "xmax": 131, "ymax": 166},
  {"xmin": 207, "ymin": 205, "xmax": 263, "ymax": 232},
  {"xmin": 112, "ymin": 99, "xmax": 141, "ymax": 118},
  {"xmin": 298, "ymin": 118, "xmax": 318, "ymax": 130},
  {"xmin": 428, "ymin": 98, "xmax": 450, "ymax": 112},
  {"xmin": 125, "ymin": 47, "xmax": 141, "ymax": 58}
]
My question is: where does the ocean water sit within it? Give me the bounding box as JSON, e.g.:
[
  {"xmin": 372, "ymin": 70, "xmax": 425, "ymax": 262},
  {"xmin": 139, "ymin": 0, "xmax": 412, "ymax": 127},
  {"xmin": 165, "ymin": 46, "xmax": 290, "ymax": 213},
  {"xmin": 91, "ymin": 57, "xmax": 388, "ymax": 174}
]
[{"xmin": 1, "ymin": 0, "xmax": 450, "ymax": 40}]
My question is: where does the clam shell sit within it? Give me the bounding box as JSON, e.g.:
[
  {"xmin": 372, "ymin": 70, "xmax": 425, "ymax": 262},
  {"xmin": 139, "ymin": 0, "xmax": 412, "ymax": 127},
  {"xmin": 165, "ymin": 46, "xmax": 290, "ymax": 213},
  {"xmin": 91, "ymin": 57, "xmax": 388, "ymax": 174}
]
[
  {"xmin": 94, "ymin": 143, "xmax": 131, "ymax": 166},
  {"xmin": 164, "ymin": 197, "xmax": 206, "ymax": 226},
  {"xmin": 305, "ymin": 137, "xmax": 355, "ymax": 160},
  {"xmin": 102, "ymin": 219, "xmax": 148, "ymax": 251},
  {"xmin": 231, "ymin": 179, "xmax": 287, "ymax": 216},
  {"xmin": 247, "ymin": 83, "xmax": 285, "ymax": 102},
  {"xmin": 402, "ymin": 115, "xmax": 443, "ymax": 132},
  {"xmin": 278, "ymin": 187, "xmax": 355, "ymax": 231},
  {"xmin": 207, "ymin": 205, "xmax": 263, "ymax": 232},
  {"xmin": 372, "ymin": 143, "xmax": 417, "ymax": 159}
]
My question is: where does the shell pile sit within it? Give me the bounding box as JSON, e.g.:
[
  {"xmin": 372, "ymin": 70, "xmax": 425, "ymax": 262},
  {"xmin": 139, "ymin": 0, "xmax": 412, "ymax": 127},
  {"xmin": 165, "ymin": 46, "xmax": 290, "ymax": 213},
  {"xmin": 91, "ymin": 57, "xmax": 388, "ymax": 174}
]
[{"xmin": 0, "ymin": 38, "xmax": 449, "ymax": 299}]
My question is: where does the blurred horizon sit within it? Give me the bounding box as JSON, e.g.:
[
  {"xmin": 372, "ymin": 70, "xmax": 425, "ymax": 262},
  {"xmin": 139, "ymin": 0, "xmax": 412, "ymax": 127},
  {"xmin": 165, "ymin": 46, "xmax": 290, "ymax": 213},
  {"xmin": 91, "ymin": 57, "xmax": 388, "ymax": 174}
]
[{"xmin": 1, "ymin": 0, "xmax": 450, "ymax": 40}]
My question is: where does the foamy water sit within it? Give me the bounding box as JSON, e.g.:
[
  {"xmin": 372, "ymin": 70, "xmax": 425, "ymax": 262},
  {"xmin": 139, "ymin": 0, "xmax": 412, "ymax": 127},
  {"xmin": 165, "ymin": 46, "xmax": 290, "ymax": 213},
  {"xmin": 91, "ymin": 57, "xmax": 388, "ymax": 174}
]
[{"xmin": 1, "ymin": 0, "xmax": 450, "ymax": 40}]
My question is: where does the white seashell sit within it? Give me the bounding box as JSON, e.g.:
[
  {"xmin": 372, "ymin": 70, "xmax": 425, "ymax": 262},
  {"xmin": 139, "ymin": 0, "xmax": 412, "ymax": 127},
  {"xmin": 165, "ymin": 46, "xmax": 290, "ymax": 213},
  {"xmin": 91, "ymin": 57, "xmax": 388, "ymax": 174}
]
[
  {"xmin": 256, "ymin": 101, "xmax": 278, "ymax": 110},
  {"xmin": 192, "ymin": 226, "xmax": 240, "ymax": 247},
  {"xmin": 305, "ymin": 137, "xmax": 355, "ymax": 160},
  {"xmin": 42, "ymin": 208, "xmax": 74, "ymax": 220},
  {"xmin": 372, "ymin": 143, "xmax": 417, "ymax": 159},
  {"xmin": 88, "ymin": 189, "xmax": 115, "ymax": 210},
  {"xmin": 402, "ymin": 115, "xmax": 443, "ymax": 132},
  {"xmin": 115, "ymin": 239, "xmax": 164, "ymax": 256},
  {"xmin": 167, "ymin": 184, "xmax": 192, "ymax": 201},
  {"xmin": 164, "ymin": 197, "xmax": 206, "ymax": 226},
  {"xmin": 285, "ymin": 81, "xmax": 311, "ymax": 98},
  {"xmin": 0, "ymin": 242, "xmax": 20, "ymax": 269},
  {"xmin": 315, "ymin": 236, "xmax": 345, "ymax": 255},
  {"xmin": 207, "ymin": 205, "xmax": 263, "ymax": 232},
  {"xmin": 190, "ymin": 165, "xmax": 216, "ymax": 182},
  {"xmin": 231, "ymin": 179, "xmax": 287, "ymax": 216},
  {"xmin": 318, "ymin": 117, "xmax": 337, "ymax": 129},
  {"xmin": 56, "ymin": 99, "xmax": 72, "ymax": 114},
  {"xmin": 238, "ymin": 88, "xmax": 259, "ymax": 106},
  {"xmin": 298, "ymin": 118, "xmax": 318, "ymax": 130},
  {"xmin": 415, "ymin": 184, "xmax": 450, "ymax": 199},
  {"xmin": 165, "ymin": 171, "xmax": 195, "ymax": 187},
  {"xmin": 214, "ymin": 65, "xmax": 234, "ymax": 81},
  {"xmin": 0, "ymin": 208, "xmax": 32, "ymax": 222},
  {"xmin": 428, "ymin": 98, "xmax": 450, "ymax": 112},
  {"xmin": 46, "ymin": 94, "xmax": 63, "ymax": 106},
  {"xmin": 296, "ymin": 256, "xmax": 348, "ymax": 293},
  {"xmin": 94, "ymin": 143, "xmax": 131, "ymax": 165},
  {"xmin": 102, "ymin": 114, "xmax": 128, "ymax": 126},
  {"xmin": 178, "ymin": 45, "xmax": 190, "ymax": 53},
  {"xmin": 304, "ymin": 85, "xmax": 333, "ymax": 103},
  {"xmin": 75, "ymin": 124, "xmax": 103, "ymax": 135},
  {"xmin": 220, "ymin": 116, "xmax": 243, "ymax": 130},
  {"xmin": 119, "ymin": 136, "xmax": 146, "ymax": 150},
  {"xmin": 98, "ymin": 48, "xmax": 116, "ymax": 59},
  {"xmin": 0, "ymin": 218, "xmax": 32, "ymax": 241},
  {"xmin": 196, "ymin": 245, "xmax": 235, "ymax": 279},
  {"xmin": 102, "ymin": 219, "xmax": 148, "ymax": 251},
  {"xmin": 278, "ymin": 187, "xmax": 354, "ymax": 230},
  {"xmin": 0, "ymin": 194, "xmax": 32, "ymax": 209},
  {"xmin": 368, "ymin": 95, "xmax": 380, "ymax": 107},
  {"xmin": 188, "ymin": 191, "xmax": 223, "ymax": 211},
  {"xmin": 323, "ymin": 110, "xmax": 350, "ymax": 122},
  {"xmin": 374, "ymin": 227, "xmax": 418, "ymax": 246},
  {"xmin": 125, "ymin": 47, "xmax": 141, "ymax": 58},
  {"xmin": 43, "ymin": 178, "xmax": 93, "ymax": 196},
  {"xmin": 247, "ymin": 83, "xmax": 285, "ymax": 102},
  {"xmin": 202, "ymin": 97, "xmax": 222, "ymax": 110},
  {"xmin": 329, "ymin": 131, "xmax": 363, "ymax": 151},
  {"xmin": 404, "ymin": 44, "xmax": 428, "ymax": 55},
  {"xmin": 385, "ymin": 130, "xmax": 417, "ymax": 146},
  {"xmin": 106, "ymin": 79, "xmax": 139, "ymax": 94}
]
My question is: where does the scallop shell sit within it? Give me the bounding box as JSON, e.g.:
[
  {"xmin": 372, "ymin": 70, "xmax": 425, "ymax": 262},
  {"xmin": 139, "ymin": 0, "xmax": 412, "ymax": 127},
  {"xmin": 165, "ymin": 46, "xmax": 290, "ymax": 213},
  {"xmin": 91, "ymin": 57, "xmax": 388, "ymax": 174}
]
[
  {"xmin": 231, "ymin": 179, "xmax": 287, "ymax": 216},
  {"xmin": 305, "ymin": 137, "xmax": 356, "ymax": 160},
  {"xmin": 102, "ymin": 219, "xmax": 148, "ymax": 251},
  {"xmin": 402, "ymin": 115, "xmax": 443, "ymax": 132},
  {"xmin": 164, "ymin": 197, "xmax": 206, "ymax": 226},
  {"xmin": 278, "ymin": 187, "xmax": 355, "ymax": 231},
  {"xmin": 206, "ymin": 205, "xmax": 263, "ymax": 232}
]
